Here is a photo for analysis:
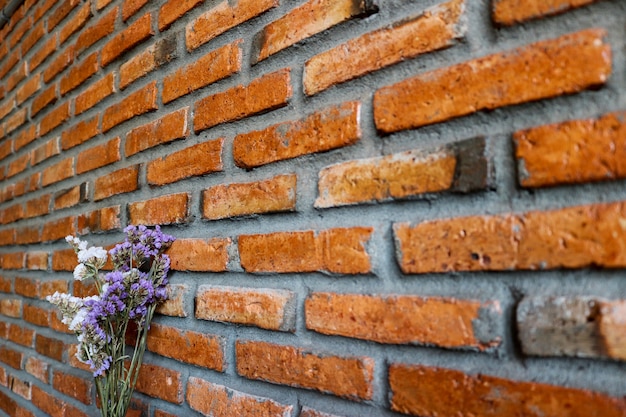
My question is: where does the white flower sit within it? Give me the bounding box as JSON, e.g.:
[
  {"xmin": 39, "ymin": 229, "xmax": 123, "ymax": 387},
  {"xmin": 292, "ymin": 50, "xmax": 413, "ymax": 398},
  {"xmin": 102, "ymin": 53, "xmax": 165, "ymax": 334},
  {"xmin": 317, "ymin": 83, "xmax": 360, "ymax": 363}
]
[
  {"xmin": 73, "ymin": 264, "xmax": 88, "ymax": 281},
  {"xmin": 77, "ymin": 246, "xmax": 107, "ymax": 264},
  {"xmin": 69, "ymin": 308, "xmax": 88, "ymax": 331}
]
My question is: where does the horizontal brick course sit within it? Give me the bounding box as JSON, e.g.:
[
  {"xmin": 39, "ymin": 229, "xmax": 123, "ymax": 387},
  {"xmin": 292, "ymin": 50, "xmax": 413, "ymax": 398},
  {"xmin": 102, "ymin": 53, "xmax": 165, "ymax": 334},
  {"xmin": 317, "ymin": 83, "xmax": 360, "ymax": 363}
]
[{"xmin": 493, "ymin": 0, "xmax": 599, "ymax": 25}]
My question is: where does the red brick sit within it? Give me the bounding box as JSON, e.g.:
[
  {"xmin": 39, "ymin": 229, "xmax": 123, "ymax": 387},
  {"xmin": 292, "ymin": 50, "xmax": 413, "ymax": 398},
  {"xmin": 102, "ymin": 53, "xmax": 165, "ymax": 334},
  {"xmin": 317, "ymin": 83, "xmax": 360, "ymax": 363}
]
[
  {"xmin": 0, "ymin": 139, "xmax": 10, "ymax": 162},
  {"xmin": 42, "ymin": 216, "xmax": 76, "ymax": 242},
  {"xmin": 54, "ymin": 183, "xmax": 88, "ymax": 210},
  {"xmin": 128, "ymin": 192, "xmax": 190, "ymax": 225},
  {"xmin": 26, "ymin": 252, "xmax": 48, "ymax": 270},
  {"xmin": 94, "ymin": 165, "xmax": 139, "ymax": 201},
  {"xmin": 102, "ymin": 81, "xmax": 158, "ymax": 132},
  {"xmin": 0, "ymin": 346, "xmax": 22, "ymax": 368},
  {"xmin": 4, "ymin": 107, "xmax": 27, "ymax": 135},
  {"xmin": 234, "ymin": 101, "xmax": 360, "ymax": 169},
  {"xmin": 389, "ymin": 364, "xmax": 626, "ymax": 417},
  {"xmin": 203, "ymin": 174, "xmax": 296, "ymax": 220},
  {"xmin": 75, "ymin": 6, "xmax": 117, "ymax": 56},
  {"xmin": 48, "ymin": 0, "xmax": 80, "ymax": 31},
  {"xmin": 122, "ymin": 0, "xmax": 148, "ymax": 21},
  {"xmin": 59, "ymin": 1, "xmax": 91, "ymax": 44},
  {"xmin": 34, "ymin": 0, "xmax": 58, "ymax": 23},
  {"xmin": 394, "ymin": 200, "xmax": 626, "ymax": 273},
  {"xmin": 31, "ymin": 384, "xmax": 65, "ymax": 417},
  {"xmin": 0, "ymin": 97, "xmax": 14, "ymax": 121},
  {"xmin": 75, "ymin": 72, "xmax": 115, "ymax": 115},
  {"xmin": 31, "ymin": 138, "xmax": 60, "ymax": 166},
  {"xmin": 0, "ymin": 276, "xmax": 10, "ymax": 292},
  {"xmin": 159, "ymin": 0, "xmax": 204, "ymax": 31},
  {"xmin": 125, "ymin": 107, "xmax": 189, "ymax": 156},
  {"xmin": 101, "ymin": 13, "xmax": 154, "ymax": 67},
  {"xmin": 39, "ymin": 101, "xmax": 70, "ymax": 136},
  {"xmin": 25, "ymin": 356, "xmax": 49, "ymax": 382},
  {"xmin": 61, "ymin": 115, "xmax": 99, "ymax": 150},
  {"xmin": 239, "ymin": 227, "xmax": 372, "ymax": 274},
  {"xmin": 52, "ymin": 371, "xmax": 91, "ymax": 404},
  {"xmin": 9, "ymin": 375, "xmax": 31, "ymax": 400},
  {"xmin": 7, "ymin": 153, "xmax": 30, "ymax": 178},
  {"xmin": 77, "ymin": 205, "xmax": 121, "ymax": 234},
  {"xmin": 42, "ymin": 157, "xmax": 74, "ymax": 187},
  {"xmin": 43, "ymin": 45, "xmax": 74, "ymax": 83},
  {"xmin": 166, "ymin": 237, "xmax": 230, "ymax": 271},
  {"xmin": 1, "ymin": 203, "xmax": 24, "ymax": 224},
  {"xmin": 254, "ymin": 0, "xmax": 374, "ymax": 63},
  {"xmin": 2, "ymin": 252, "xmax": 24, "ymax": 269},
  {"xmin": 299, "ymin": 408, "xmax": 342, "ymax": 417},
  {"xmin": 187, "ymin": 377, "xmax": 293, "ymax": 417},
  {"xmin": 186, "ymin": 0, "xmax": 277, "ymax": 51},
  {"xmin": 494, "ymin": 0, "xmax": 598, "ymax": 25},
  {"xmin": 0, "ymin": 49, "xmax": 19, "ymax": 80},
  {"xmin": 156, "ymin": 284, "xmax": 187, "ymax": 317},
  {"xmin": 30, "ymin": 33, "xmax": 57, "ymax": 71},
  {"xmin": 22, "ymin": 22, "xmax": 45, "ymax": 57},
  {"xmin": 60, "ymin": 52, "xmax": 98, "ymax": 96},
  {"xmin": 515, "ymin": 111, "xmax": 626, "ymax": 188},
  {"xmin": 16, "ymin": 73, "xmax": 41, "ymax": 105},
  {"xmin": 134, "ymin": 362, "xmax": 182, "ymax": 404},
  {"xmin": 148, "ymin": 138, "xmax": 222, "ymax": 185},
  {"xmin": 8, "ymin": 323, "xmax": 34, "ymax": 347},
  {"xmin": 14, "ymin": 226, "xmax": 40, "ymax": 245},
  {"xmin": 163, "ymin": 40, "xmax": 241, "ymax": 103},
  {"xmin": 6, "ymin": 63, "xmax": 27, "ymax": 93},
  {"xmin": 25, "ymin": 194, "xmax": 51, "ymax": 218},
  {"xmin": 0, "ymin": 299, "xmax": 22, "ymax": 318},
  {"xmin": 52, "ymin": 248, "xmax": 76, "ymax": 271},
  {"xmin": 120, "ymin": 36, "xmax": 177, "ymax": 89},
  {"xmin": 76, "ymin": 137, "xmax": 120, "ymax": 174},
  {"xmin": 374, "ymin": 29, "xmax": 611, "ymax": 134},
  {"xmin": 236, "ymin": 340, "xmax": 374, "ymax": 400},
  {"xmin": 9, "ymin": 15, "xmax": 32, "ymax": 48},
  {"xmin": 31, "ymin": 84, "xmax": 57, "ymax": 117},
  {"xmin": 96, "ymin": 0, "xmax": 112, "ymax": 10},
  {"xmin": 196, "ymin": 285, "xmax": 296, "ymax": 331},
  {"xmin": 35, "ymin": 333, "xmax": 66, "ymax": 361},
  {"xmin": 146, "ymin": 323, "xmax": 224, "ymax": 371}
]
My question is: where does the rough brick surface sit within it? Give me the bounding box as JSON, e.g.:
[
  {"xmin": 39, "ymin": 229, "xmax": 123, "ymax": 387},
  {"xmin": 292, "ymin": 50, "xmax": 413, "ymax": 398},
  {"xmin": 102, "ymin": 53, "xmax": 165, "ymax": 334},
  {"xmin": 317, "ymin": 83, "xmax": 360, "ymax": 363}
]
[
  {"xmin": 493, "ymin": 0, "xmax": 598, "ymax": 25},
  {"xmin": 101, "ymin": 13, "xmax": 153, "ymax": 67},
  {"xmin": 159, "ymin": 0, "xmax": 204, "ymax": 30},
  {"xmin": 75, "ymin": 6, "xmax": 117, "ymax": 56},
  {"xmin": 126, "ymin": 107, "xmax": 189, "ymax": 157},
  {"xmin": 147, "ymin": 138, "xmax": 222, "ymax": 186},
  {"xmin": 134, "ymin": 363, "xmax": 182, "ymax": 404},
  {"xmin": 120, "ymin": 36, "xmax": 177, "ymax": 89},
  {"xmin": 75, "ymin": 72, "xmax": 115, "ymax": 115},
  {"xmin": 94, "ymin": 165, "xmax": 139, "ymax": 201},
  {"xmin": 166, "ymin": 237, "xmax": 230, "ymax": 272},
  {"xmin": 128, "ymin": 193, "xmax": 190, "ymax": 225},
  {"xmin": 102, "ymin": 81, "xmax": 158, "ymax": 132}
]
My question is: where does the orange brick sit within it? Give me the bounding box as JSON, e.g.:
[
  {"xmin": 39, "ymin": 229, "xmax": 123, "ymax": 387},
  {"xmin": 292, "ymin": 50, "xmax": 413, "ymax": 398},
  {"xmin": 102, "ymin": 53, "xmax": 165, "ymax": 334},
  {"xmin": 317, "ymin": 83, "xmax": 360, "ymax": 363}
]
[
  {"xmin": 25, "ymin": 194, "xmax": 51, "ymax": 218},
  {"xmin": 75, "ymin": 6, "xmax": 117, "ymax": 56},
  {"xmin": 24, "ymin": 304, "xmax": 50, "ymax": 327},
  {"xmin": 236, "ymin": 340, "xmax": 374, "ymax": 400},
  {"xmin": 2, "ymin": 252, "xmax": 24, "ymax": 269},
  {"xmin": 166, "ymin": 237, "xmax": 230, "ymax": 272},
  {"xmin": 35, "ymin": 333, "xmax": 66, "ymax": 361},
  {"xmin": 128, "ymin": 192, "xmax": 190, "ymax": 225},
  {"xmin": 102, "ymin": 81, "xmax": 158, "ymax": 132},
  {"xmin": 34, "ymin": 0, "xmax": 58, "ymax": 23},
  {"xmin": 147, "ymin": 138, "xmax": 222, "ymax": 186},
  {"xmin": 374, "ymin": 29, "xmax": 611, "ymax": 133},
  {"xmin": 30, "ymin": 33, "xmax": 57, "ymax": 71},
  {"xmin": 134, "ymin": 363, "xmax": 182, "ymax": 404},
  {"xmin": 43, "ymin": 45, "xmax": 74, "ymax": 83},
  {"xmin": 42, "ymin": 216, "xmax": 76, "ymax": 242},
  {"xmin": 0, "ymin": 276, "xmax": 10, "ymax": 293},
  {"xmin": 493, "ymin": 0, "xmax": 598, "ymax": 25},
  {"xmin": 125, "ymin": 107, "xmax": 189, "ymax": 156},
  {"xmin": 159, "ymin": 0, "xmax": 204, "ymax": 30},
  {"xmin": 122, "ymin": 0, "xmax": 148, "ymax": 20},
  {"xmin": 31, "ymin": 385, "xmax": 65, "ymax": 417},
  {"xmin": 22, "ymin": 21, "xmax": 45, "ymax": 56},
  {"xmin": 9, "ymin": 374, "xmax": 32, "ymax": 400},
  {"xmin": 78, "ymin": 205, "xmax": 121, "ymax": 234},
  {"xmin": 196, "ymin": 285, "xmax": 295, "ymax": 331},
  {"xmin": 186, "ymin": 0, "xmax": 277, "ymax": 51},
  {"xmin": 59, "ymin": 1, "xmax": 91, "ymax": 44},
  {"xmin": 0, "ymin": 49, "xmax": 19, "ymax": 80},
  {"xmin": 156, "ymin": 284, "xmax": 187, "ymax": 317},
  {"xmin": 7, "ymin": 153, "xmax": 30, "ymax": 178},
  {"xmin": 0, "ymin": 346, "xmax": 22, "ymax": 368},
  {"xmin": 31, "ymin": 84, "xmax": 57, "ymax": 117},
  {"xmin": 299, "ymin": 407, "xmax": 341, "ymax": 417},
  {"xmin": 31, "ymin": 138, "xmax": 60, "ymax": 166},
  {"xmin": 187, "ymin": 377, "xmax": 293, "ymax": 417},
  {"xmin": 4, "ymin": 107, "xmax": 27, "ymax": 134},
  {"xmin": 253, "ymin": 0, "xmax": 375, "ymax": 63},
  {"xmin": 389, "ymin": 364, "xmax": 626, "ymax": 417},
  {"xmin": 120, "ymin": 36, "xmax": 177, "ymax": 89},
  {"xmin": 1, "ymin": 203, "xmax": 24, "ymax": 225},
  {"xmin": 61, "ymin": 115, "xmax": 99, "ymax": 150},
  {"xmin": 0, "ymin": 97, "xmax": 14, "ymax": 120},
  {"xmin": 25, "ymin": 356, "xmax": 49, "ymax": 382},
  {"xmin": 75, "ymin": 72, "xmax": 115, "ymax": 115},
  {"xmin": 233, "ymin": 101, "xmax": 360, "ymax": 169},
  {"xmin": 54, "ymin": 184, "xmax": 86, "ymax": 209},
  {"xmin": 16, "ymin": 73, "xmax": 41, "ymax": 105},
  {"xmin": 146, "ymin": 323, "xmax": 224, "ymax": 371},
  {"xmin": 52, "ymin": 248, "xmax": 76, "ymax": 271},
  {"xmin": 14, "ymin": 125, "xmax": 38, "ymax": 151},
  {"xmin": 515, "ymin": 111, "xmax": 626, "ymax": 188},
  {"xmin": 26, "ymin": 252, "xmax": 48, "ymax": 270},
  {"xmin": 52, "ymin": 371, "xmax": 91, "ymax": 405},
  {"xmin": 76, "ymin": 137, "xmax": 120, "ymax": 174},
  {"xmin": 0, "ymin": 138, "xmax": 11, "ymax": 160},
  {"xmin": 96, "ymin": 0, "xmax": 112, "ymax": 10},
  {"xmin": 8, "ymin": 323, "xmax": 34, "ymax": 347},
  {"xmin": 94, "ymin": 165, "xmax": 139, "ymax": 201},
  {"xmin": 39, "ymin": 101, "xmax": 70, "ymax": 137},
  {"xmin": 15, "ymin": 226, "xmax": 41, "ymax": 245},
  {"xmin": 9, "ymin": 15, "xmax": 32, "ymax": 49},
  {"xmin": 101, "ymin": 12, "xmax": 154, "ymax": 67},
  {"xmin": 48, "ymin": 0, "xmax": 80, "ymax": 31},
  {"xmin": 239, "ymin": 227, "xmax": 372, "ymax": 274},
  {"xmin": 6, "ymin": 63, "xmax": 27, "ymax": 93},
  {"xmin": 163, "ymin": 40, "xmax": 241, "ymax": 103},
  {"xmin": 306, "ymin": 293, "xmax": 501, "ymax": 349},
  {"xmin": 203, "ymin": 174, "xmax": 296, "ymax": 220},
  {"xmin": 0, "ymin": 229, "xmax": 15, "ymax": 246},
  {"xmin": 60, "ymin": 52, "xmax": 98, "ymax": 96},
  {"xmin": 40, "ymin": 280, "xmax": 68, "ymax": 300}
]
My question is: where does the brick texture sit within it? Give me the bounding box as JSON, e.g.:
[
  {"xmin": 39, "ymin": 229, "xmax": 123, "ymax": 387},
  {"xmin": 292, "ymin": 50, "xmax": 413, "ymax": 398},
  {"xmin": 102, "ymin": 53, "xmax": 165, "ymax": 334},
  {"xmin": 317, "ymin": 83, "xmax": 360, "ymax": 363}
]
[
  {"xmin": 101, "ymin": 13, "xmax": 153, "ymax": 67},
  {"xmin": 493, "ymin": 0, "xmax": 599, "ymax": 25},
  {"xmin": 166, "ymin": 237, "xmax": 230, "ymax": 272},
  {"xmin": 128, "ymin": 193, "xmax": 190, "ymax": 225},
  {"xmin": 125, "ymin": 107, "xmax": 189, "ymax": 156},
  {"xmin": 102, "ymin": 81, "xmax": 158, "ymax": 132},
  {"xmin": 147, "ymin": 138, "xmax": 222, "ymax": 186}
]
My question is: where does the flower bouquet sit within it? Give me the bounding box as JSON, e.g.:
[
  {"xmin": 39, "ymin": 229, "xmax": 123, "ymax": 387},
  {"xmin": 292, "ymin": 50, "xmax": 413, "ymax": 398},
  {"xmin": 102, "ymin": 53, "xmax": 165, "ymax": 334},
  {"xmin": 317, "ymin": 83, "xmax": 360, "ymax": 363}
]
[{"xmin": 47, "ymin": 225, "xmax": 175, "ymax": 417}]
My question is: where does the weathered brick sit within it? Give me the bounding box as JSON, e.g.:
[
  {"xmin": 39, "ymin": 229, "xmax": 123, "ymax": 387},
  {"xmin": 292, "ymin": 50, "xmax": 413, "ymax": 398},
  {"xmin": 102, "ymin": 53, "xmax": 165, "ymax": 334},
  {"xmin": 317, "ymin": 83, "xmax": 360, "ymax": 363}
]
[
  {"xmin": 122, "ymin": 0, "xmax": 148, "ymax": 21},
  {"xmin": 78, "ymin": 205, "xmax": 121, "ymax": 234},
  {"xmin": 187, "ymin": 377, "xmax": 293, "ymax": 417},
  {"xmin": 29, "ymin": 33, "xmax": 57, "ymax": 71},
  {"xmin": 7, "ymin": 153, "xmax": 30, "ymax": 178},
  {"xmin": 16, "ymin": 73, "xmax": 41, "ymax": 105},
  {"xmin": 48, "ymin": 0, "xmax": 80, "ymax": 31},
  {"xmin": 52, "ymin": 371, "xmax": 91, "ymax": 404},
  {"xmin": 8, "ymin": 375, "xmax": 31, "ymax": 400},
  {"xmin": 195, "ymin": 68, "xmax": 291, "ymax": 133},
  {"xmin": 374, "ymin": 29, "xmax": 611, "ymax": 134},
  {"xmin": 4, "ymin": 107, "xmax": 27, "ymax": 135},
  {"xmin": 101, "ymin": 13, "xmax": 154, "ymax": 67},
  {"xmin": 43, "ymin": 45, "xmax": 74, "ymax": 83},
  {"xmin": 25, "ymin": 356, "xmax": 49, "ymax": 382},
  {"xmin": 31, "ymin": 84, "xmax": 57, "ymax": 117},
  {"xmin": 239, "ymin": 227, "xmax": 373, "ymax": 274},
  {"xmin": 8, "ymin": 324, "xmax": 34, "ymax": 347},
  {"xmin": 26, "ymin": 252, "xmax": 48, "ymax": 270},
  {"xmin": 102, "ymin": 81, "xmax": 158, "ymax": 132},
  {"xmin": 156, "ymin": 284, "xmax": 187, "ymax": 317},
  {"xmin": 233, "ymin": 101, "xmax": 360, "ymax": 169},
  {"xmin": 128, "ymin": 193, "xmax": 190, "ymax": 225},
  {"xmin": 61, "ymin": 115, "xmax": 99, "ymax": 150},
  {"xmin": 75, "ymin": 6, "xmax": 117, "ymax": 56},
  {"xmin": 42, "ymin": 157, "xmax": 74, "ymax": 187},
  {"xmin": 147, "ymin": 138, "xmax": 222, "ymax": 186},
  {"xmin": 59, "ymin": 1, "xmax": 91, "ymax": 44},
  {"xmin": 76, "ymin": 137, "xmax": 120, "ymax": 174},
  {"xmin": 22, "ymin": 21, "xmax": 45, "ymax": 56},
  {"xmin": 0, "ymin": 49, "xmax": 19, "ymax": 80},
  {"xmin": 42, "ymin": 216, "xmax": 76, "ymax": 242},
  {"xmin": 31, "ymin": 138, "xmax": 60, "ymax": 166},
  {"xmin": 0, "ymin": 229, "xmax": 15, "ymax": 246},
  {"xmin": 186, "ymin": 0, "xmax": 277, "ymax": 51},
  {"xmin": 493, "ymin": 0, "xmax": 598, "ymax": 25},
  {"xmin": 94, "ymin": 165, "xmax": 139, "ymax": 201},
  {"xmin": 0, "ymin": 139, "xmax": 10, "ymax": 161},
  {"xmin": 52, "ymin": 248, "xmax": 76, "ymax": 271},
  {"xmin": 120, "ymin": 36, "xmax": 177, "ymax": 89},
  {"xmin": 517, "ymin": 296, "xmax": 626, "ymax": 361},
  {"xmin": 0, "ymin": 299, "xmax": 21, "ymax": 319},
  {"xmin": 134, "ymin": 363, "xmax": 182, "ymax": 404},
  {"xmin": 125, "ymin": 107, "xmax": 189, "ymax": 156},
  {"xmin": 6, "ymin": 63, "xmax": 27, "ymax": 93},
  {"xmin": 1, "ymin": 203, "xmax": 24, "ymax": 224},
  {"xmin": 146, "ymin": 323, "xmax": 224, "ymax": 371},
  {"xmin": 515, "ymin": 111, "xmax": 626, "ymax": 188},
  {"xmin": 0, "ymin": 97, "xmax": 14, "ymax": 121},
  {"xmin": 203, "ymin": 174, "xmax": 296, "ymax": 220},
  {"xmin": 39, "ymin": 101, "xmax": 70, "ymax": 137},
  {"xmin": 299, "ymin": 408, "xmax": 342, "ymax": 417},
  {"xmin": 394, "ymin": 200, "xmax": 626, "ymax": 273},
  {"xmin": 159, "ymin": 0, "xmax": 204, "ymax": 31},
  {"xmin": 9, "ymin": 15, "xmax": 32, "ymax": 48},
  {"xmin": 253, "ymin": 0, "xmax": 375, "ymax": 63},
  {"xmin": 31, "ymin": 384, "xmax": 65, "ymax": 417},
  {"xmin": 0, "ymin": 276, "xmax": 10, "ymax": 293},
  {"xmin": 60, "ymin": 52, "xmax": 98, "ymax": 96},
  {"xmin": 236, "ymin": 340, "xmax": 374, "ymax": 400},
  {"xmin": 35, "ymin": 333, "xmax": 66, "ymax": 361},
  {"xmin": 54, "ymin": 183, "xmax": 88, "ymax": 210},
  {"xmin": 0, "ymin": 346, "xmax": 22, "ymax": 368},
  {"xmin": 306, "ymin": 293, "xmax": 500, "ymax": 349},
  {"xmin": 14, "ymin": 226, "xmax": 40, "ymax": 245},
  {"xmin": 166, "ymin": 237, "xmax": 230, "ymax": 272},
  {"xmin": 389, "ymin": 364, "xmax": 626, "ymax": 417},
  {"xmin": 25, "ymin": 194, "xmax": 51, "ymax": 218},
  {"xmin": 2, "ymin": 252, "xmax": 24, "ymax": 269},
  {"xmin": 34, "ymin": 0, "xmax": 57, "ymax": 22},
  {"xmin": 96, "ymin": 0, "xmax": 112, "ymax": 10},
  {"xmin": 163, "ymin": 40, "xmax": 241, "ymax": 103},
  {"xmin": 196, "ymin": 285, "xmax": 296, "ymax": 331},
  {"xmin": 75, "ymin": 72, "xmax": 115, "ymax": 115}
]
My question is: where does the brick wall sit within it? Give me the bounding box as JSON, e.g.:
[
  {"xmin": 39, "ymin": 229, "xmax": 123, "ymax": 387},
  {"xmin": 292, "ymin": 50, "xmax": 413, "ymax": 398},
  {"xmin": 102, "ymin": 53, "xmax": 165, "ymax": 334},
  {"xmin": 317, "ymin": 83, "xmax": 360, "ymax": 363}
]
[{"xmin": 0, "ymin": 0, "xmax": 625, "ymax": 416}]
